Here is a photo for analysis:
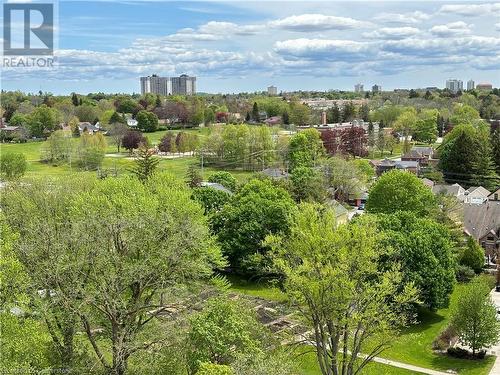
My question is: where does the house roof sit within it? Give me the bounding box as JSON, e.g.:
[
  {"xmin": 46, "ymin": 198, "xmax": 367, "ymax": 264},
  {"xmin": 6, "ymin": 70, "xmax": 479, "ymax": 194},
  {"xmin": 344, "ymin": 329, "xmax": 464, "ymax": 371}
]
[
  {"xmin": 395, "ymin": 160, "xmax": 419, "ymax": 169},
  {"xmin": 489, "ymin": 188, "xmax": 500, "ymax": 199},
  {"xmin": 78, "ymin": 122, "xmax": 99, "ymax": 132},
  {"xmin": 432, "ymin": 183, "xmax": 465, "ymax": 199},
  {"xmin": 403, "ymin": 149, "xmax": 426, "ymax": 159},
  {"xmin": 466, "ymin": 186, "xmax": 491, "ymax": 197},
  {"xmin": 326, "ymin": 199, "xmax": 349, "ymax": 217},
  {"xmin": 261, "ymin": 168, "xmax": 289, "ymax": 179},
  {"xmin": 412, "ymin": 146, "xmax": 433, "ymax": 156},
  {"xmin": 200, "ymin": 181, "xmax": 233, "ymax": 195},
  {"xmin": 463, "ymin": 201, "xmax": 500, "ymax": 240}
]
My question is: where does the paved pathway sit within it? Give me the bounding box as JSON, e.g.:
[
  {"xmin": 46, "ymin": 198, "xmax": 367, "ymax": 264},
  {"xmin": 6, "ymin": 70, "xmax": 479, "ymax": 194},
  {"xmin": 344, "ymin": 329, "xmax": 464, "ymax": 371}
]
[{"xmin": 369, "ymin": 356, "xmax": 450, "ymax": 375}]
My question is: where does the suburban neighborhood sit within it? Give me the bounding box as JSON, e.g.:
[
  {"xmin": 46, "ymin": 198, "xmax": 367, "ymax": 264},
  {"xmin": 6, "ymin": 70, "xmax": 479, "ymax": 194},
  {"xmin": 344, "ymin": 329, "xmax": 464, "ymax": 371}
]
[{"xmin": 1, "ymin": 1, "xmax": 500, "ymax": 375}]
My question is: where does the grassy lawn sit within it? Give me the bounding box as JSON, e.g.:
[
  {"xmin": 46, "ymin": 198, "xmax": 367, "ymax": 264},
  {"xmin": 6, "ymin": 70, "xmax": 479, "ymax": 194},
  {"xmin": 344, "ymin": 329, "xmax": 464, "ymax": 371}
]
[
  {"xmin": 297, "ymin": 348, "xmax": 420, "ymax": 375},
  {"xmin": 227, "ymin": 275, "xmax": 287, "ymax": 302},
  {"xmin": 229, "ymin": 278, "xmax": 496, "ymax": 375},
  {"xmin": 0, "ymin": 129, "xmax": 255, "ymax": 182},
  {"xmin": 379, "ymin": 283, "xmax": 495, "ymax": 375}
]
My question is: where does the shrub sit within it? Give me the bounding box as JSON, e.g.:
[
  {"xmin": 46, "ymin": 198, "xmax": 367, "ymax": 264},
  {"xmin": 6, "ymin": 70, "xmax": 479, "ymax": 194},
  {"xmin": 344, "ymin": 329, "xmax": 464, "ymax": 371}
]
[
  {"xmin": 122, "ymin": 130, "xmax": 147, "ymax": 152},
  {"xmin": 432, "ymin": 325, "xmax": 457, "ymax": 351},
  {"xmin": 208, "ymin": 171, "xmax": 237, "ymax": 192},
  {"xmin": 0, "ymin": 152, "xmax": 27, "ymax": 179},
  {"xmin": 447, "ymin": 347, "xmax": 469, "ymax": 359},
  {"xmin": 456, "ymin": 265, "xmax": 475, "ymax": 282}
]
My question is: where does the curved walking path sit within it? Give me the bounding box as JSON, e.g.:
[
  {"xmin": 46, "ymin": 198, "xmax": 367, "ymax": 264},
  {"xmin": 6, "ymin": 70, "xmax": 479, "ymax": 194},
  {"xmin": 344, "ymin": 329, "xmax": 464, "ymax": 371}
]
[{"xmin": 369, "ymin": 356, "xmax": 450, "ymax": 375}]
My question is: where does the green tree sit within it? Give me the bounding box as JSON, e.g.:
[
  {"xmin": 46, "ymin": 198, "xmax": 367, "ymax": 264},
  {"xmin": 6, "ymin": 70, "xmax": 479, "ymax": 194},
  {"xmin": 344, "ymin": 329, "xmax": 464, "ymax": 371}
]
[
  {"xmin": 130, "ymin": 145, "xmax": 160, "ymax": 182},
  {"xmin": 136, "ymin": 110, "xmax": 159, "ymax": 132},
  {"xmin": 2, "ymin": 175, "xmax": 224, "ymax": 375},
  {"xmin": 186, "ymin": 164, "xmax": 203, "ymax": 188},
  {"xmin": 289, "ymin": 102, "xmax": 311, "ymax": 126},
  {"xmin": 208, "ymin": 171, "xmax": 237, "ymax": 192},
  {"xmin": 251, "ymin": 102, "xmax": 259, "ymax": 122},
  {"xmin": 40, "ymin": 130, "xmax": 72, "ymax": 165},
  {"xmin": 212, "ymin": 179, "xmax": 295, "ymax": 274},
  {"xmin": 460, "ymin": 237, "xmax": 485, "ymax": 274},
  {"xmin": 439, "ymin": 124, "xmax": 499, "ymax": 189},
  {"xmin": 268, "ymin": 204, "xmax": 418, "ymax": 375},
  {"xmin": 366, "ymin": 170, "xmax": 437, "ymax": 216},
  {"xmin": 393, "ymin": 108, "xmax": 418, "ymax": 153},
  {"xmin": 107, "ymin": 122, "xmax": 128, "ymax": 152},
  {"xmin": 75, "ymin": 132, "xmax": 107, "ymax": 170},
  {"xmin": 187, "ymin": 297, "xmax": 265, "ymax": 373},
  {"xmin": 0, "ymin": 152, "xmax": 27, "ymax": 180},
  {"xmin": 377, "ymin": 211, "xmax": 456, "ymax": 309},
  {"xmin": 109, "ymin": 111, "xmax": 124, "ymax": 124},
  {"xmin": 414, "ymin": 109, "xmax": 438, "ymax": 144},
  {"xmin": 290, "ymin": 166, "xmax": 326, "ymax": 202},
  {"xmin": 491, "ymin": 127, "xmax": 500, "ymax": 174},
  {"xmin": 27, "ymin": 105, "xmax": 60, "ymax": 137},
  {"xmin": 74, "ymin": 104, "xmax": 100, "ymax": 123},
  {"xmin": 192, "ymin": 187, "xmax": 231, "ymax": 215},
  {"xmin": 288, "ymin": 128, "xmax": 325, "ymax": 171},
  {"xmin": 321, "ymin": 156, "xmax": 364, "ymax": 203},
  {"xmin": 451, "ymin": 277, "xmax": 500, "ymax": 356},
  {"xmin": 196, "ymin": 363, "xmax": 234, "ymax": 375}
]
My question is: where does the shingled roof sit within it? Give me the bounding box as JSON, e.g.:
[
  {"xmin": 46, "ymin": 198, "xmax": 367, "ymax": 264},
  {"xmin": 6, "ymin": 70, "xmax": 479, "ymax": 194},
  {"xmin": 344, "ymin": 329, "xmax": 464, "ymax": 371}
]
[{"xmin": 463, "ymin": 201, "xmax": 500, "ymax": 240}]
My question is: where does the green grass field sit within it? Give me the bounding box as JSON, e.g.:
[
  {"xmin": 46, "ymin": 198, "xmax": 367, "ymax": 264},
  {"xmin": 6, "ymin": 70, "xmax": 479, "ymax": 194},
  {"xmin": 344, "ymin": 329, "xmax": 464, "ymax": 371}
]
[
  {"xmin": 0, "ymin": 128, "xmax": 254, "ymax": 181},
  {"xmin": 228, "ymin": 278, "xmax": 496, "ymax": 375}
]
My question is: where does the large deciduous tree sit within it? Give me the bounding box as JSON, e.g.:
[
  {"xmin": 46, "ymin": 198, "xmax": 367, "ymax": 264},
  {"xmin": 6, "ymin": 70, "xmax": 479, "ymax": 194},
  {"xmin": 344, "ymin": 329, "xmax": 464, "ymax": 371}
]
[
  {"xmin": 268, "ymin": 204, "xmax": 418, "ymax": 375},
  {"xmin": 451, "ymin": 277, "xmax": 500, "ymax": 356},
  {"xmin": 377, "ymin": 211, "xmax": 456, "ymax": 309},
  {"xmin": 212, "ymin": 179, "xmax": 295, "ymax": 274},
  {"xmin": 2, "ymin": 175, "xmax": 224, "ymax": 375},
  {"xmin": 366, "ymin": 170, "xmax": 437, "ymax": 216}
]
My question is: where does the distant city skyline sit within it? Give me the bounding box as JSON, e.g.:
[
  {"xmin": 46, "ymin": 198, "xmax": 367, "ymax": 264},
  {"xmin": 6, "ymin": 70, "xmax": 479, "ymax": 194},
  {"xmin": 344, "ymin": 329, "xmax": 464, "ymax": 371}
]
[{"xmin": 1, "ymin": 1, "xmax": 499, "ymax": 94}]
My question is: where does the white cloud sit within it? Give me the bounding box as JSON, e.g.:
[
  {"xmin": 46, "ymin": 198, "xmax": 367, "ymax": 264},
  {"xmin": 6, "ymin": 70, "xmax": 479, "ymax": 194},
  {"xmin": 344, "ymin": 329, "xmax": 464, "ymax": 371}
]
[
  {"xmin": 374, "ymin": 11, "xmax": 431, "ymax": 25},
  {"xmin": 495, "ymin": 22, "xmax": 500, "ymax": 31},
  {"xmin": 430, "ymin": 21, "xmax": 472, "ymax": 37},
  {"xmin": 382, "ymin": 36, "xmax": 500, "ymax": 57},
  {"xmin": 439, "ymin": 3, "xmax": 500, "ymax": 16},
  {"xmin": 274, "ymin": 38, "xmax": 373, "ymax": 61},
  {"xmin": 198, "ymin": 21, "xmax": 263, "ymax": 36},
  {"xmin": 269, "ymin": 14, "xmax": 371, "ymax": 31},
  {"xmin": 363, "ymin": 27, "xmax": 420, "ymax": 40}
]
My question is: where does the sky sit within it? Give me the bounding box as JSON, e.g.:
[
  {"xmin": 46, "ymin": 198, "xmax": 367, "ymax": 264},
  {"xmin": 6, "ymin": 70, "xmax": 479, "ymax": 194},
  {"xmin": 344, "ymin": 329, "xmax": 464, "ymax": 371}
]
[{"xmin": 1, "ymin": 0, "xmax": 499, "ymax": 94}]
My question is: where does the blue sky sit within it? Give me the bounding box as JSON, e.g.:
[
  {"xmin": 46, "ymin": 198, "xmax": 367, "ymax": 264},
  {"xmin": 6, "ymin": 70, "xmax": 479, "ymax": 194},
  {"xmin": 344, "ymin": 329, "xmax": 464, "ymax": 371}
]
[{"xmin": 1, "ymin": 0, "xmax": 499, "ymax": 94}]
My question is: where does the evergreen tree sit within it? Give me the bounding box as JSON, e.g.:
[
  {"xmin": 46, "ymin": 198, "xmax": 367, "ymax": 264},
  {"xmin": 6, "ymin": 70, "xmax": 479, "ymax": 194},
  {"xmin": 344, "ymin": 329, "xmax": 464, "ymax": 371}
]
[
  {"xmin": 71, "ymin": 93, "xmax": 79, "ymax": 106},
  {"xmin": 409, "ymin": 89, "xmax": 419, "ymax": 98},
  {"xmin": 245, "ymin": 112, "xmax": 250, "ymax": 122},
  {"xmin": 282, "ymin": 110, "xmax": 289, "ymax": 125},
  {"xmin": 330, "ymin": 103, "xmax": 341, "ymax": 123},
  {"xmin": 129, "ymin": 145, "xmax": 159, "ymax": 183},
  {"xmin": 109, "ymin": 111, "xmax": 123, "ymax": 124},
  {"xmin": 491, "ymin": 127, "xmax": 500, "ymax": 174},
  {"xmin": 186, "ymin": 164, "xmax": 203, "ymax": 188},
  {"xmin": 251, "ymin": 102, "xmax": 259, "ymax": 122},
  {"xmin": 155, "ymin": 95, "xmax": 162, "ymax": 108}
]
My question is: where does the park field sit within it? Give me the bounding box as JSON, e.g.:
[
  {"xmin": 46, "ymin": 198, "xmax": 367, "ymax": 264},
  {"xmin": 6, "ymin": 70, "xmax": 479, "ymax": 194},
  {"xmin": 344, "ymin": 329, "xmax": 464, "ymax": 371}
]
[{"xmin": 0, "ymin": 128, "xmax": 253, "ymax": 182}]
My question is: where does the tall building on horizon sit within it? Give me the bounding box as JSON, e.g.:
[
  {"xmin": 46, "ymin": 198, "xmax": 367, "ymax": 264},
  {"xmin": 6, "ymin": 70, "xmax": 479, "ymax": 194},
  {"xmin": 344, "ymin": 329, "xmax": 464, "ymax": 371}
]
[
  {"xmin": 445, "ymin": 79, "xmax": 463, "ymax": 94},
  {"xmin": 267, "ymin": 85, "xmax": 277, "ymax": 96},
  {"xmin": 372, "ymin": 84, "xmax": 381, "ymax": 94},
  {"xmin": 354, "ymin": 83, "xmax": 364, "ymax": 93},
  {"xmin": 467, "ymin": 79, "xmax": 475, "ymax": 91},
  {"xmin": 140, "ymin": 74, "xmax": 196, "ymax": 95}
]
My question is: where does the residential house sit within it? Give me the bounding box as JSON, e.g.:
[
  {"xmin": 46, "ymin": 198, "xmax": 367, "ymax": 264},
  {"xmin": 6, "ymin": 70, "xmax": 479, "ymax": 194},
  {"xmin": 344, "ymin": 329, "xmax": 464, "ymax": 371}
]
[
  {"xmin": 464, "ymin": 186, "xmax": 491, "ymax": 205},
  {"xmin": 432, "ymin": 183, "xmax": 466, "ymax": 202},
  {"xmin": 463, "ymin": 201, "xmax": 500, "ymax": 259},
  {"xmin": 370, "ymin": 159, "xmax": 419, "ymax": 176},
  {"xmin": 489, "ymin": 187, "xmax": 500, "ymax": 201},
  {"xmin": 326, "ymin": 199, "xmax": 349, "ymax": 225},
  {"xmin": 78, "ymin": 122, "xmax": 101, "ymax": 134},
  {"xmin": 264, "ymin": 116, "xmax": 282, "ymax": 126},
  {"xmin": 401, "ymin": 147, "xmax": 434, "ymax": 166}
]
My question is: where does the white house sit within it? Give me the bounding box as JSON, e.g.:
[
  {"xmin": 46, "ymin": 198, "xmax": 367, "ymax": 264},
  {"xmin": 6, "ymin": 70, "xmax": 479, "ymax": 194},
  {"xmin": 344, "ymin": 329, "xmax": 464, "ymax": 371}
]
[{"xmin": 464, "ymin": 186, "xmax": 491, "ymax": 205}]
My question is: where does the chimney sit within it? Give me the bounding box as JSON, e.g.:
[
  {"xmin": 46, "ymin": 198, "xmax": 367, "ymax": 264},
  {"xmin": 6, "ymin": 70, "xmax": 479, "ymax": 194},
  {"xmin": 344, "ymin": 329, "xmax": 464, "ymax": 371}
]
[{"xmin": 321, "ymin": 111, "xmax": 327, "ymax": 125}]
